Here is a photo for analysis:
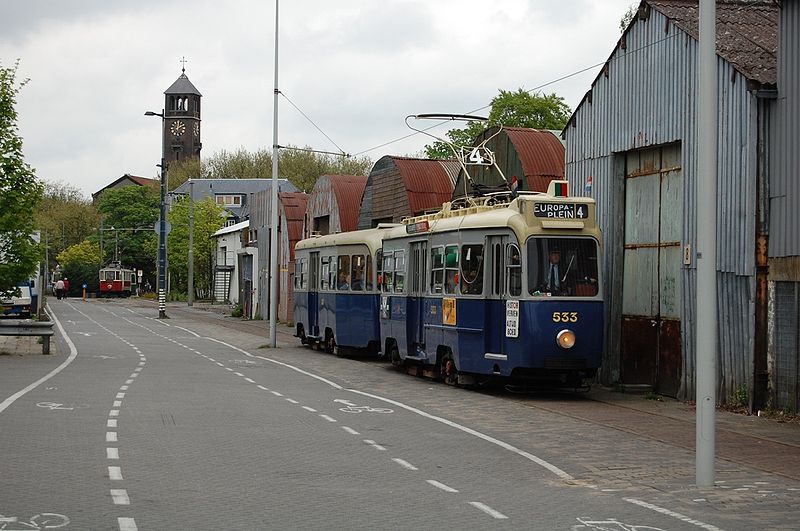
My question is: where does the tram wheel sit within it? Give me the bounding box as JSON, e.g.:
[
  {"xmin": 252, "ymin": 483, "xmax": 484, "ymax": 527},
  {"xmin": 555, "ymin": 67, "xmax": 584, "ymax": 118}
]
[
  {"xmin": 389, "ymin": 342, "xmax": 402, "ymax": 370},
  {"xmin": 439, "ymin": 352, "xmax": 458, "ymax": 386},
  {"xmin": 324, "ymin": 331, "xmax": 336, "ymax": 354}
]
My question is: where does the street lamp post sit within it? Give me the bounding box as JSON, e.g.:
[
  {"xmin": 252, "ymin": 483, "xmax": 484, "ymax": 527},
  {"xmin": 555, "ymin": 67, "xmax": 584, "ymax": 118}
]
[{"xmin": 145, "ymin": 110, "xmax": 168, "ymax": 319}]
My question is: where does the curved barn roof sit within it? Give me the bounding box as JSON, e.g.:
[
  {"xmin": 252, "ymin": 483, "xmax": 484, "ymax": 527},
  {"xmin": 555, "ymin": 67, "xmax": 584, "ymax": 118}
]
[
  {"xmin": 453, "ymin": 127, "xmax": 565, "ymax": 197},
  {"xmin": 391, "ymin": 157, "xmax": 457, "ymax": 214},
  {"xmin": 279, "ymin": 192, "xmax": 309, "ymax": 248},
  {"xmin": 329, "ymin": 175, "xmax": 368, "ymax": 232}
]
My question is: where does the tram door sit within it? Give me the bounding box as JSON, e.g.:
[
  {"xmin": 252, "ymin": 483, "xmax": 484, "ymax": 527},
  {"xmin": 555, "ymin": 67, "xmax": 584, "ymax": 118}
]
[
  {"xmin": 408, "ymin": 241, "xmax": 427, "ymax": 354},
  {"xmin": 486, "ymin": 235, "xmax": 509, "ymax": 356},
  {"xmin": 308, "ymin": 251, "xmax": 320, "ymax": 337}
]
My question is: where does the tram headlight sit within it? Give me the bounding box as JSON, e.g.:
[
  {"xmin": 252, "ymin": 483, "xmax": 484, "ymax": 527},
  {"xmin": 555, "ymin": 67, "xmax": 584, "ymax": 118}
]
[{"xmin": 556, "ymin": 329, "xmax": 576, "ymax": 349}]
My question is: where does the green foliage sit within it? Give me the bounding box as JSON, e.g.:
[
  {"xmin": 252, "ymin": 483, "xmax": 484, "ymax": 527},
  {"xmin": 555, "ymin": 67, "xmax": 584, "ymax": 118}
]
[
  {"xmin": 231, "ymin": 303, "xmax": 243, "ymax": 318},
  {"xmin": 166, "ymin": 197, "xmax": 226, "ymax": 297},
  {"xmin": 94, "ymin": 186, "xmax": 159, "ymax": 272},
  {"xmin": 57, "ymin": 240, "xmax": 101, "ymax": 297},
  {"xmin": 0, "ymin": 60, "xmax": 43, "ymax": 293},
  {"xmin": 37, "ymin": 180, "xmax": 101, "ymax": 274},
  {"xmin": 167, "ymin": 145, "xmax": 373, "ymax": 195},
  {"xmin": 620, "ymin": 3, "xmax": 638, "ymax": 33},
  {"xmin": 424, "ymin": 88, "xmax": 572, "ymax": 159},
  {"xmin": 731, "ymin": 385, "xmax": 749, "ymax": 409}
]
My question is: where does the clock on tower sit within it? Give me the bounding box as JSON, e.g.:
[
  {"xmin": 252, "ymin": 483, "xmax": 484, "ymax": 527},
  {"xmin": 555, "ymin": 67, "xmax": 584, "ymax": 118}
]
[{"xmin": 162, "ymin": 62, "xmax": 202, "ymax": 166}]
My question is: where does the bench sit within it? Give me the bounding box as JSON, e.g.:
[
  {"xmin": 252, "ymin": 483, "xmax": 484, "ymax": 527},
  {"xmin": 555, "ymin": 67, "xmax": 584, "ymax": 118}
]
[{"xmin": 0, "ymin": 320, "xmax": 55, "ymax": 355}]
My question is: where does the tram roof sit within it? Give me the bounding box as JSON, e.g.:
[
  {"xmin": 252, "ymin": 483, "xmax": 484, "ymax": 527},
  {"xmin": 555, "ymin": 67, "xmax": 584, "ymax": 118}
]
[{"xmin": 295, "ymin": 223, "xmax": 402, "ymax": 252}]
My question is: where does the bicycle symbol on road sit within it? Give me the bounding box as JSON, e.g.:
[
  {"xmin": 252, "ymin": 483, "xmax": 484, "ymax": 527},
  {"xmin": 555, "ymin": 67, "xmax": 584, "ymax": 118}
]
[
  {"xmin": 0, "ymin": 513, "xmax": 69, "ymax": 530},
  {"xmin": 35, "ymin": 402, "xmax": 87, "ymax": 411},
  {"xmin": 334, "ymin": 399, "xmax": 393, "ymax": 414},
  {"xmin": 572, "ymin": 517, "xmax": 665, "ymax": 531}
]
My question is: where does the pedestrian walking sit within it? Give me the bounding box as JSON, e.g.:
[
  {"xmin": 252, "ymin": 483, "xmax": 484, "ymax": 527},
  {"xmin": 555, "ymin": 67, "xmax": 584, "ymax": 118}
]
[
  {"xmin": 62, "ymin": 278, "xmax": 70, "ymax": 299},
  {"xmin": 54, "ymin": 278, "xmax": 65, "ymax": 300}
]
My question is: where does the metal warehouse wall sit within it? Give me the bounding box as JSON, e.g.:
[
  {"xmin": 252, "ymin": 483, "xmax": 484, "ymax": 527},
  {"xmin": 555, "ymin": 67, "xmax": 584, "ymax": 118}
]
[
  {"xmin": 564, "ymin": 8, "xmax": 759, "ymax": 401},
  {"xmin": 770, "ymin": 0, "xmax": 800, "ymax": 258}
]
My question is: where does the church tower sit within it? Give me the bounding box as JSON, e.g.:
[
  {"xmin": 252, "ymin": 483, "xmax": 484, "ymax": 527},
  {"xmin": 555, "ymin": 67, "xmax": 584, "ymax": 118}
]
[{"xmin": 163, "ymin": 62, "xmax": 202, "ymax": 165}]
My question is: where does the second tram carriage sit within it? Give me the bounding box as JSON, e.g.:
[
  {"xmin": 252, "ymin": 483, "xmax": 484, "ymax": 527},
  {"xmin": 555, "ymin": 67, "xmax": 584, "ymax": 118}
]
[
  {"xmin": 293, "ymin": 180, "xmax": 603, "ymax": 386},
  {"xmin": 99, "ymin": 261, "xmax": 134, "ymax": 298}
]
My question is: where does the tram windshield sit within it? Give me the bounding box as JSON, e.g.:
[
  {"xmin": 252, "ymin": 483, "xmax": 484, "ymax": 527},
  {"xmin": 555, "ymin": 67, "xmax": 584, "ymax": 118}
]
[{"xmin": 527, "ymin": 237, "xmax": 599, "ymax": 297}]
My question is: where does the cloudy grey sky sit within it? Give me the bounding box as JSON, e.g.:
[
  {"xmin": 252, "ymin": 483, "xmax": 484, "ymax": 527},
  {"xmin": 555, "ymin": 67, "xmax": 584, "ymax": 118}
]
[{"xmin": 1, "ymin": 0, "xmax": 634, "ymax": 199}]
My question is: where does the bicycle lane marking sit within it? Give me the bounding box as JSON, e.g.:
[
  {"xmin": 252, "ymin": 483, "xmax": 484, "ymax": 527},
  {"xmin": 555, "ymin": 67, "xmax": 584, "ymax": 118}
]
[
  {"xmin": 0, "ymin": 305, "xmax": 78, "ymax": 415},
  {"xmin": 202, "ymin": 335, "xmax": 572, "ymax": 480}
]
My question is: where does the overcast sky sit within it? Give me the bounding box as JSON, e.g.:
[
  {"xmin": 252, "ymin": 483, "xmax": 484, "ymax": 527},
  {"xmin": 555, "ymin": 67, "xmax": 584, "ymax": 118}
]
[{"xmin": 2, "ymin": 0, "xmax": 634, "ymax": 199}]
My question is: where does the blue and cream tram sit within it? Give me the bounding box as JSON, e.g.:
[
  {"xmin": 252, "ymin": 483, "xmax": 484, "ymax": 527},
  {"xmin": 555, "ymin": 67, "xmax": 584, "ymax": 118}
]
[
  {"xmin": 293, "ymin": 225, "xmax": 399, "ymax": 355},
  {"xmin": 379, "ymin": 180, "xmax": 603, "ymax": 387}
]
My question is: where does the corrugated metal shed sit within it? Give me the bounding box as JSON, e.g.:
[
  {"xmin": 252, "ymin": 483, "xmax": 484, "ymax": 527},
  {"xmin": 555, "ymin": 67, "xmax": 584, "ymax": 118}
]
[
  {"xmin": 278, "ymin": 192, "xmax": 309, "ymax": 324},
  {"xmin": 357, "ymin": 156, "xmax": 457, "ymax": 229},
  {"xmin": 768, "ymin": 0, "xmax": 800, "ymax": 412},
  {"xmin": 305, "ymin": 175, "xmax": 367, "ymax": 235},
  {"xmin": 563, "ymin": 0, "xmax": 777, "ymax": 403},
  {"xmin": 451, "ymin": 127, "xmax": 565, "ymax": 198}
]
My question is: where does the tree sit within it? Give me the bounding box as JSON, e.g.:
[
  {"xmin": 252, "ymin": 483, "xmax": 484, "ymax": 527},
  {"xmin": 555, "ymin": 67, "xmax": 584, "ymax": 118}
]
[
  {"xmin": 37, "ymin": 180, "xmax": 101, "ymax": 275},
  {"xmin": 424, "ymin": 89, "xmax": 572, "ymax": 159},
  {"xmin": 166, "ymin": 197, "xmax": 226, "ymax": 298},
  {"xmin": 0, "ymin": 61, "xmax": 43, "ymax": 295},
  {"xmin": 56, "ymin": 240, "xmax": 102, "ymax": 295},
  {"xmin": 620, "ymin": 3, "xmax": 638, "ymax": 33},
  {"xmin": 94, "ymin": 186, "xmax": 159, "ymax": 274},
  {"xmin": 166, "ymin": 145, "xmax": 373, "ymax": 195}
]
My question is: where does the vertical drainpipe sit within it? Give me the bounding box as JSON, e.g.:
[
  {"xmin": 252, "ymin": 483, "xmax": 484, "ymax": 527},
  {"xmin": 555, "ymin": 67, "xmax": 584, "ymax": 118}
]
[{"xmin": 755, "ymin": 88, "xmax": 777, "ymax": 412}]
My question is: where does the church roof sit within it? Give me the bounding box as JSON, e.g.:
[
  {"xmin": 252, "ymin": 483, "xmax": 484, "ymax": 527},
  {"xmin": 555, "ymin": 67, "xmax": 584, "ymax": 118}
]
[{"xmin": 164, "ymin": 72, "xmax": 202, "ymax": 96}]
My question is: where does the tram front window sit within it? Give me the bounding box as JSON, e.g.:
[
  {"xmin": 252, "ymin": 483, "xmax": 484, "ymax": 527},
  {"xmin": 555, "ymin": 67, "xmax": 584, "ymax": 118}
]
[{"xmin": 527, "ymin": 238, "xmax": 599, "ymax": 297}]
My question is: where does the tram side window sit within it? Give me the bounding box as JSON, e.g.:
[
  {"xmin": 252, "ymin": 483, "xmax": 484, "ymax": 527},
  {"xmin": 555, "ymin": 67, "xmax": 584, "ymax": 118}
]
[
  {"xmin": 104, "ymin": 271, "xmax": 115, "ymax": 281},
  {"xmin": 296, "ymin": 258, "xmax": 307, "ymax": 290},
  {"xmin": 376, "ymin": 250, "xmax": 383, "ymax": 292},
  {"xmin": 460, "ymin": 244, "xmax": 484, "ymax": 295},
  {"xmin": 394, "ymin": 250, "xmax": 406, "ymax": 293},
  {"xmin": 320, "ymin": 256, "xmax": 331, "ymax": 290},
  {"xmin": 528, "ymin": 238, "xmax": 598, "ymax": 297},
  {"xmin": 430, "ymin": 246, "xmax": 444, "ymax": 294},
  {"xmin": 351, "ymin": 255, "xmax": 365, "ymax": 291},
  {"xmin": 381, "ymin": 251, "xmax": 394, "ymax": 293},
  {"xmin": 444, "ymin": 245, "xmax": 459, "ymax": 294},
  {"xmin": 337, "ymin": 255, "xmax": 351, "ymax": 290},
  {"xmin": 507, "ymin": 244, "xmax": 522, "ymax": 296},
  {"xmin": 365, "ymin": 255, "xmax": 373, "ymax": 291}
]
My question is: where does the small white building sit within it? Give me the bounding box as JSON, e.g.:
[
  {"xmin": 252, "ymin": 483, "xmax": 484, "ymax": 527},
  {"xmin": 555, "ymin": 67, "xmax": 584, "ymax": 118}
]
[{"xmin": 212, "ymin": 220, "xmax": 259, "ymax": 318}]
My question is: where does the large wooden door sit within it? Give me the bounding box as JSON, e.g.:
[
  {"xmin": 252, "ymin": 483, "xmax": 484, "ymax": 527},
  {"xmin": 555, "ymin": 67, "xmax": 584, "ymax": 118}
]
[{"xmin": 621, "ymin": 144, "xmax": 682, "ymax": 396}]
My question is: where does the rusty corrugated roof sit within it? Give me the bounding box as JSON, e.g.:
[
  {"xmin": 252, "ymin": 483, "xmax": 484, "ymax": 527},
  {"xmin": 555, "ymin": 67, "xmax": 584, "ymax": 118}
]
[
  {"xmin": 391, "ymin": 157, "xmax": 455, "ymax": 215},
  {"xmin": 329, "ymin": 175, "xmax": 368, "ymax": 232},
  {"xmin": 502, "ymin": 127, "xmax": 565, "ymax": 191},
  {"xmin": 648, "ymin": 0, "xmax": 777, "ymax": 84},
  {"xmin": 279, "ymin": 192, "xmax": 309, "ymax": 256}
]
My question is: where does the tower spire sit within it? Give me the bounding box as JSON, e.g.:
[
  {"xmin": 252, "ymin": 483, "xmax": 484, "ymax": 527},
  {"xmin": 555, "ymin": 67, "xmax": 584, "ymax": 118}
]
[{"xmin": 180, "ymin": 56, "xmax": 187, "ymax": 74}]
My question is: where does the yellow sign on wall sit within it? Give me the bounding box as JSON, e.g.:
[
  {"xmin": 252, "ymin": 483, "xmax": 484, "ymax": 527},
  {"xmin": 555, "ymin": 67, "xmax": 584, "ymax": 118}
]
[{"xmin": 442, "ymin": 297, "xmax": 456, "ymax": 326}]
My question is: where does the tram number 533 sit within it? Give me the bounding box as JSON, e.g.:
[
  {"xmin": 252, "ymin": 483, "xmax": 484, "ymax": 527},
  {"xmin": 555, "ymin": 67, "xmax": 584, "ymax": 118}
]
[{"xmin": 552, "ymin": 312, "xmax": 579, "ymax": 323}]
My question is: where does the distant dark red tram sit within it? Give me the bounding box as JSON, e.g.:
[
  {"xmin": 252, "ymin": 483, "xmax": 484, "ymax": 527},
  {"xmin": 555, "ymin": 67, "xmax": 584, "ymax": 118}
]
[{"xmin": 99, "ymin": 262, "xmax": 134, "ymax": 298}]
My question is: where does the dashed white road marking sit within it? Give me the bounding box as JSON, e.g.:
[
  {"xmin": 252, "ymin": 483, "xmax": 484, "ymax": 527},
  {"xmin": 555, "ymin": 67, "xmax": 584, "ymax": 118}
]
[
  {"xmin": 106, "ymin": 432, "xmax": 118, "ymax": 442},
  {"xmin": 468, "ymin": 501, "xmax": 508, "ymax": 519},
  {"xmin": 427, "ymin": 480, "xmax": 458, "ymax": 493},
  {"xmin": 225, "ymin": 368, "xmax": 234, "ymax": 372},
  {"xmin": 364, "ymin": 439, "xmax": 387, "ymax": 451},
  {"xmin": 120, "ymin": 385, "xmax": 129, "ymax": 391},
  {"xmin": 342, "ymin": 426, "xmax": 360, "ymax": 436},
  {"xmin": 109, "ymin": 410, "xmax": 120, "ymax": 417},
  {"xmin": 302, "ymin": 406, "xmax": 317, "ymax": 413},
  {"xmin": 624, "ymin": 498, "xmax": 725, "ymax": 531},
  {"xmin": 271, "ymin": 391, "xmax": 284, "ymax": 397},
  {"xmin": 216, "ymin": 362, "xmax": 225, "ymax": 367},
  {"xmin": 125, "ymin": 379, "xmax": 134, "ymax": 384},
  {"xmin": 234, "ymin": 372, "xmax": 245, "ymax": 377},
  {"xmin": 257, "ymin": 385, "xmax": 269, "ymax": 391},
  {"xmin": 116, "ymin": 393, "xmax": 125, "ymax": 399},
  {"xmin": 107, "ymin": 448, "xmax": 119, "ymax": 459},
  {"xmin": 118, "ymin": 517, "xmax": 138, "ymax": 530},
  {"xmin": 244, "ymin": 378, "xmax": 255, "ymax": 383},
  {"xmin": 392, "ymin": 458, "xmax": 418, "ymax": 471},
  {"xmin": 113, "ymin": 401, "xmax": 122, "ymax": 407},
  {"xmin": 319, "ymin": 414, "xmax": 337, "ymax": 423},
  {"xmin": 108, "ymin": 466, "xmax": 123, "ymax": 480},
  {"xmin": 285, "ymin": 398, "xmax": 299, "ymax": 404},
  {"xmin": 110, "ymin": 489, "xmax": 130, "ymax": 505}
]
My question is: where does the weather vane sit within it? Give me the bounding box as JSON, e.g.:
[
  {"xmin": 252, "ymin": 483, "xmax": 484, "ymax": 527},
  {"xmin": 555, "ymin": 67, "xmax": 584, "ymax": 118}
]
[{"xmin": 180, "ymin": 56, "xmax": 188, "ymax": 73}]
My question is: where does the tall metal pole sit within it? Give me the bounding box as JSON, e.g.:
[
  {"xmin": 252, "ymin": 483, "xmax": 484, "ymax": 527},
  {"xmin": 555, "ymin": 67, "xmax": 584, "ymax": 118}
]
[
  {"xmin": 696, "ymin": 0, "xmax": 717, "ymax": 487},
  {"xmin": 269, "ymin": 0, "xmax": 280, "ymax": 346},
  {"xmin": 188, "ymin": 178, "xmax": 195, "ymax": 306},
  {"xmin": 158, "ymin": 110, "xmax": 168, "ymax": 319}
]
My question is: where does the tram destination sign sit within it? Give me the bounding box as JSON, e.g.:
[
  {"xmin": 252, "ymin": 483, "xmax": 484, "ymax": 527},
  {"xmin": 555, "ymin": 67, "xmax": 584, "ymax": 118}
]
[{"xmin": 533, "ymin": 202, "xmax": 590, "ymax": 219}]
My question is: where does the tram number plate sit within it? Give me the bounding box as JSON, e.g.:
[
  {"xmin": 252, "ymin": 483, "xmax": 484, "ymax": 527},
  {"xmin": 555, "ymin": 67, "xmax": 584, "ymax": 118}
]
[
  {"xmin": 533, "ymin": 202, "xmax": 590, "ymax": 219},
  {"xmin": 505, "ymin": 300, "xmax": 519, "ymax": 338}
]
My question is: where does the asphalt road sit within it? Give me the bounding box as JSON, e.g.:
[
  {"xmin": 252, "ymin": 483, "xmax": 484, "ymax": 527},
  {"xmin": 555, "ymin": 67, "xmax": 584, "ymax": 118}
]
[{"xmin": 0, "ymin": 298, "xmax": 796, "ymax": 530}]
